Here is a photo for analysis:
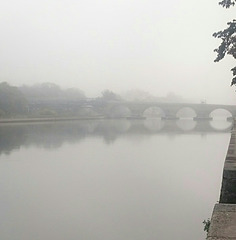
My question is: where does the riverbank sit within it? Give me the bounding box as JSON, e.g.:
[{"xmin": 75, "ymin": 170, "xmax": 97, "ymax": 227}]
[
  {"xmin": 0, "ymin": 116, "xmax": 106, "ymax": 124},
  {"xmin": 207, "ymin": 121, "xmax": 236, "ymax": 239}
]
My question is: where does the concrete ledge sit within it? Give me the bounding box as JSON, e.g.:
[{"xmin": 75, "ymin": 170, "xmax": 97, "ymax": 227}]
[{"xmin": 207, "ymin": 204, "xmax": 236, "ymax": 239}]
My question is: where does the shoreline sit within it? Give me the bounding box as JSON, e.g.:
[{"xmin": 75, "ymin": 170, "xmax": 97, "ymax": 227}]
[
  {"xmin": 0, "ymin": 116, "xmax": 233, "ymax": 125},
  {"xmin": 0, "ymin": 116, "xmax": 106, "ymax": 124},
  {"xmin": 207, "ymin": 121, "xmax": 236, "ymax": 239}
]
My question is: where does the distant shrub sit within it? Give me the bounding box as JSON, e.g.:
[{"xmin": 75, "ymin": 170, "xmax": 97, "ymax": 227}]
[
  {"xmin": 39, "ymin": 108, "xmax": 57, "ymax": 116},
  {"xmin": 203, "ymin": 218, "xmax": 211, "ymax": 233},
  {"xmin": 0, "ymin": 109, "xmax": 5, "ymax": 118}
]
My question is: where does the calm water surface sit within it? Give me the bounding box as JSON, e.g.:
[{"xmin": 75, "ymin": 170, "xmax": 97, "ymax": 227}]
[{"xmin": 0, "ymin": 119, "xmax": 232, "ymax": 240}]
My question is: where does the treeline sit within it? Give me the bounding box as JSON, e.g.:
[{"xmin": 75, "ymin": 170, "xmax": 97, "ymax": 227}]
[
  {"xmin": 0, "ymin": 82, "xmax": 125, "ymax": 118},
  {"xmin": 0, "ymin": 82, "xmax": 28, "ymax": 117},
  {"xmin": 20, "ymin": 82, "xmax": 86, "ymax": 102},
  {"xmin": 0, "ymin": 82, "xmax": 187, "ymax": 118},
  {"xmin": 0, "ymin": 82, "xmax": 87, "ymax": 118}
]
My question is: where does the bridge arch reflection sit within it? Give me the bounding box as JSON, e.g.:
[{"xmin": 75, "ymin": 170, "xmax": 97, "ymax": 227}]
[
  {"xmin": 176, "ymin": 107, "xmax": 197, "ymax": 119},
  {"xmin": 139, "ymin": 119, "xmax": 232, "ymax": 133},
  {"xmin": 0, "ymin": 119, "xmax": 232, "ymax": 155},
  {"xmin": 176, "ymin": 119, "xmax": 197, "ymax": 131},
  {"xmin": 210, "ymin": 120, "xmax": 233, "ymax": 131},
  {"xmin": 144, "ymin": 119, "xmax": 165, "ymax": 131}
]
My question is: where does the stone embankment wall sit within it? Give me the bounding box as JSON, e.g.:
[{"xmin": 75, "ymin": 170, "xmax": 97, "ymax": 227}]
[
  {"xmin": 207, "ymin": 122, "xmax": 236, "ymax": 240},
  {"xmin": 220, "ymin": 129, "xmax": 236, "ymax": 203}
]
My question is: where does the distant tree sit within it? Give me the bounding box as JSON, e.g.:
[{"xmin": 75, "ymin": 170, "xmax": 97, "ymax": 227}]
[
  {"xmin": 122, "ymin": 90, "xmax": 157, "ymax": 102},
  {"xmin": 0, "ymin": 109, "xmax": 5, "ymax": 117},
  {"xmin": 213, "ymin": 0, "xmax": 236, "ymax": 86},
  {"xmin": 165, "ymin": 92, "xmax": 184, "ymax": 103},
  {"xmin": 0, "ymin": 82, "xmax": 28, "ymax": 116},
  {"xmin": 203, "ymin": 219, "xmax": 211, "ymax": 234},
  {"xmin": 100, "ymin": 90, "xmax": 122, "ymax": 101},
  {"xmin": 19, "ymin": 83, "xmax": 86, "ymax": 101},
  {"xmin": 219, "ymin": 0, "xmax": 236, "ymax": 8},
  {"xmin": 39, "ymin": 108, "xmax": 57, "ymax": 117},
  {"xmin": 64, "ymin": 88, "xmax": 86, "ymax": 100},
  {"xmin": 121, "ymin": 90, "xmax": 187, "ymax": 103}
]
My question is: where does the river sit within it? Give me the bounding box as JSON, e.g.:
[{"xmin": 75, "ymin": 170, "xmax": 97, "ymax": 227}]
[{"xmin": 0, "ymin": 119, "xmax": 232, "ymax": 240}]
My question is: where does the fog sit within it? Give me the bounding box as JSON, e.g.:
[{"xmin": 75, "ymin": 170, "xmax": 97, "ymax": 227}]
[
  {"xmin": 1, "ymin": 0, "xmax": 236, "ymax": 104},
  {"xmin": 1, "ymin": 2, "xmax": 236, "ymax": 238}
]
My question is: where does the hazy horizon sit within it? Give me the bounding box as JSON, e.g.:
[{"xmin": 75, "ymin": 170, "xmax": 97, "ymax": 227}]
[{"xmin": 1, "ymin": 0, "xmax": 236, "ymax": 104}]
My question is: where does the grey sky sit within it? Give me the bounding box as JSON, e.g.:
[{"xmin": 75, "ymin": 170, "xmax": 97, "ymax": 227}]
[{"xmin": 1, "ymin": 0, "xmax": 236, "ymax": 103}]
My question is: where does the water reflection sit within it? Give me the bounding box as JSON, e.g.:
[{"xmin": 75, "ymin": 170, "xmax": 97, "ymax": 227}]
[
  {"xmin": 0, "ymin": 119, "xmax": 232, "ymax": 240},
  {"xmin": 210, "ymin": 119, "xmax": 233, "ymax": 131},
  {"xmin": 144, "ymin": 119, "xmax": 165, "ymax": 131},
  {"xmin": 0, "ymin": 119, "xmax": 232, "ymax": 155},
  {"xmin": 176, "ymin": 119, "xmax": 197, "ymax": 131}
]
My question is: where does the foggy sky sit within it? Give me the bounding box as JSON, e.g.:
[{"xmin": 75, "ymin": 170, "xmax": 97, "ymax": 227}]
[{"xmin": 1, "ymin": 0, "xmax": 236, "ymax": 104}]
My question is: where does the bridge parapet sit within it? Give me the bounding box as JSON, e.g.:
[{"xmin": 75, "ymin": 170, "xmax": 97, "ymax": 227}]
[{"xmin": 193, "ymin": 110, "xmax": 213, "ymax": 120}]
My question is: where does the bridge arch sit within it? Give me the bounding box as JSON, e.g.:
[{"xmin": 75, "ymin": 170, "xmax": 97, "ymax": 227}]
[
  {"xmin": 143, "ymin": 106, "xmax": 165, "ymax": 118},
  {"xmin": 98, "ymin": 101, "xmax": 236, "ymax": 120},
  {"xmin": 209, "ymin": 108, "xmax": 233, "ymax": 120}
]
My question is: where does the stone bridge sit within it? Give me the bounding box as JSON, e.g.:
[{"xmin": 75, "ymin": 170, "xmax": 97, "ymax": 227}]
[
  {"xmin": 91, "ymin": 101, "xmax": 236, "ymax": 120},
  {"xmin": 29, "ymin": 99, "xmax": 236, "ymax": 120}
]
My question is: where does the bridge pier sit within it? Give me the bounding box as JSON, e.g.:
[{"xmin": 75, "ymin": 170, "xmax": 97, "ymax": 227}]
[
  {"xmin": 162, "ymin": 116, "xmax": 179, "ymax": 120},
  {"xmin": 193, "ymin": 120, "xmax": 211, "ymax": 132},
  {"xmin": 162, "ymin": 114, "xmax": 179, "ymax": 120},
  {"xmin": 227, "ymin": 116, "xmax": 234, "ymax": 122},
  {"xmin": 162, "ymin": 109, "xmax": 179, "ymax": 120},
  {"xmin": 193, "ymin": 116, "xmax": 213, "ymax": 121},
  {"xmin": 193, "ymin": 112, "xmax": 213, "ymax": 121},
  {"xmin": 193, "ymin": 106, "xmax": 213, "ymax": 121}
]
